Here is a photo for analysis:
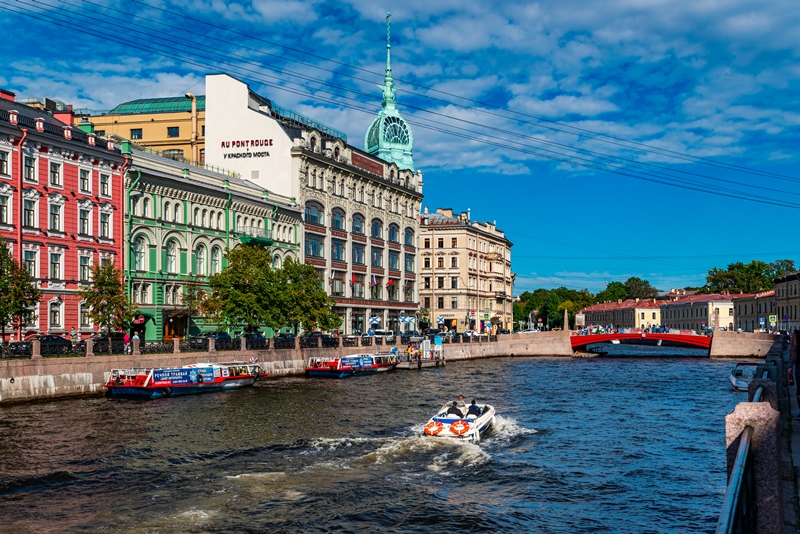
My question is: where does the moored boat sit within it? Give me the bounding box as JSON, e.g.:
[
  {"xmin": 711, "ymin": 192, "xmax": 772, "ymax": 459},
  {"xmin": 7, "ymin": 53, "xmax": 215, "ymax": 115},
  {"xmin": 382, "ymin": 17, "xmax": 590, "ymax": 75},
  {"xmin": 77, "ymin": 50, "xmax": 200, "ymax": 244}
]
[
  {"xmin": 422, "ymin": 401, "xmax": 496, "ymax": 443},
  {"xmin": 105, "ymin": 362, "xmax": 264, "ymax": 398},
  {"xmin": 729, "ymin": 362, "xmax": 760, "ymax": 392},
  {"xmin": 305, "ymin": 353, "xmax": 398, "ymax": 378}
]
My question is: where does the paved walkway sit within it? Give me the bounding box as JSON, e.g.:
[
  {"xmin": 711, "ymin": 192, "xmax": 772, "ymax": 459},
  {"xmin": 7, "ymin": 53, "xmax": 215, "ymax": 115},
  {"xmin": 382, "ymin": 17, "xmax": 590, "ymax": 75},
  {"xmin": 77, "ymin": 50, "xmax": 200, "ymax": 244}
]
[{"xmin": 780, "ymin": 342, "xmax": 799, "ymax": 533}]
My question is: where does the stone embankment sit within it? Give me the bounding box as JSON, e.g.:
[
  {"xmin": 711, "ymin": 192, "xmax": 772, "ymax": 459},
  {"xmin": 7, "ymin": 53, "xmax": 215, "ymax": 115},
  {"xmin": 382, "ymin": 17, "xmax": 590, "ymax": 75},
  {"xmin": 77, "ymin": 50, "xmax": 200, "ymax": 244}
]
[{"xmin": 0, "ymin": 331, "xmax": 778, "ymax": 404}]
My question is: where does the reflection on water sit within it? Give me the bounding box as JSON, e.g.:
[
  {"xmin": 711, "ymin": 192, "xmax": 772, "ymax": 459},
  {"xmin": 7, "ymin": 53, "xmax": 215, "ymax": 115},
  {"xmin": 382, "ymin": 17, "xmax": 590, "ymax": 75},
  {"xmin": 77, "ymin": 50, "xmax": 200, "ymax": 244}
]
[{"xmin": 0, "ymin": 355, "xmax": 737, "ymax": 533}]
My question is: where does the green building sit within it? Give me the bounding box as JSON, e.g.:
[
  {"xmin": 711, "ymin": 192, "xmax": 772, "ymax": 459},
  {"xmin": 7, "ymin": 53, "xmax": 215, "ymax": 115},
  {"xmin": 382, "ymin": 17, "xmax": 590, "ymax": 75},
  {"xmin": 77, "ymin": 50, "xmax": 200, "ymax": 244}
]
[{"xmin": 124, "ymin": 144, "xmax": 301, "ymax": 341}]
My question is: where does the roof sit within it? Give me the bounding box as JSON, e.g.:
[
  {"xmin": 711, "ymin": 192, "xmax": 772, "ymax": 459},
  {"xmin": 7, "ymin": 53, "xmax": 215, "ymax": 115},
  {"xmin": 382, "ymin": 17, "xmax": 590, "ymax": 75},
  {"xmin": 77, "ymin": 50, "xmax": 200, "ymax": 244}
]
[
  {"xmin": 580, "ymin": 299, "xmax": 668, "ymax": 313},
  {"xmin": 731, "ymin": 290, "xmax": 775, "ymax": 300},
  {"xmin": 108, "ymin": 96, "xmax": 207, "ymax": 115},
  {"xmin": 661, "ymin": 294, "xmax": 733, "ymax": 306}
]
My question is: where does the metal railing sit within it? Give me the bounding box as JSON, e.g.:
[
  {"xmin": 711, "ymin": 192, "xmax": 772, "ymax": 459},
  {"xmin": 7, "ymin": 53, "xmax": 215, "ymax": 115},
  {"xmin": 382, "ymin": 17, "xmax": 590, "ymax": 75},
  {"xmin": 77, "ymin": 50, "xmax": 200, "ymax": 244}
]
[
  {"xmin": 273, "ymin": 337, "xmax": 294, "ymax": 350},
  {"xmin": 716, "ymin": 370, "xmax": 769, "ymax": 534},
  {"xmin": 246, "ymin": 338, "xmax": 270, "ymax": 351},
  {"xmin": 40, "ymin": 342, "xmax": 86, "ymax": 357},
  {"xmin": 180, "ymin": 338, "xmax": 209, "ymax": 352},
  {"xmin": 141, "ymin": 341, "xmax": 174, "ymax": 354},
  {"xmin": 215, "ymin": 339, "xmax": 239, "ymax": 351},
  {"xmin": 343, "ymin": 337, "xmax": 359, "ymax": 347},
  {"xmin": 300, "ymin": 337, "xmax": 318, "ymax": 349},
  {"xmin": 0, "ymin": 342, "xmax": 33, "ymax": 359}
]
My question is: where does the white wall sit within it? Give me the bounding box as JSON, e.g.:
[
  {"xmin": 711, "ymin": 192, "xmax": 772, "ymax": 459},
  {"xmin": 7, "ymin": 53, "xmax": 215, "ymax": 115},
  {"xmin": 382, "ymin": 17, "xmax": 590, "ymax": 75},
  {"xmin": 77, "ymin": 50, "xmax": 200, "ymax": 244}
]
[{"xmin": 205, "ymin": 74, "xmax": 298, "ymax": 200}]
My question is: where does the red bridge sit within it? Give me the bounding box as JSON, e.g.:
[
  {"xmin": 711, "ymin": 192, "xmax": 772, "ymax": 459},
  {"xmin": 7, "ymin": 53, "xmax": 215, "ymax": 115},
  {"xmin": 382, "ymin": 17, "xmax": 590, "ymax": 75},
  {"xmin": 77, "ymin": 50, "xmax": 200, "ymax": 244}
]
[{"xmin": 570, "ymin": 332, "xmax": 713, "ymax": 351}]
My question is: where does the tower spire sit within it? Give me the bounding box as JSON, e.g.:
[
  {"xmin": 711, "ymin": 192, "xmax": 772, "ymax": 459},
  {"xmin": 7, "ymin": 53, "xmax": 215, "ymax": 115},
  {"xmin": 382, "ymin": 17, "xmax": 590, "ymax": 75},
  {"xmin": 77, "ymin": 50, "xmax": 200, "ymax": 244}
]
[{"xmin": 380, "ymin": 11, "xmax": 396, "ymax": 110}]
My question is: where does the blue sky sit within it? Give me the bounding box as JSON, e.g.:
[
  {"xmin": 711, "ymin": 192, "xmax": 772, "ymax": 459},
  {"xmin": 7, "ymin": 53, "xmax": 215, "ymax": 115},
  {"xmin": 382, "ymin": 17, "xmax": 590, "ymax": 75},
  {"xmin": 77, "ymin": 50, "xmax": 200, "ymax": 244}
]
[{"xmin": 1, "ymin": 0, "xmax": 799, "ymax": 294}]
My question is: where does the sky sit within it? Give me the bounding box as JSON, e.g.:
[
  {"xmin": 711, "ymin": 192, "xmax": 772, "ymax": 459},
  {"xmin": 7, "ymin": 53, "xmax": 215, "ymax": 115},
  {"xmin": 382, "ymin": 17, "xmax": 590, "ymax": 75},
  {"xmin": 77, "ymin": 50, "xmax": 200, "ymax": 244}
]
[{"xmin": 1, "ymin": 0, "xmax": 799, "ymax": 294}]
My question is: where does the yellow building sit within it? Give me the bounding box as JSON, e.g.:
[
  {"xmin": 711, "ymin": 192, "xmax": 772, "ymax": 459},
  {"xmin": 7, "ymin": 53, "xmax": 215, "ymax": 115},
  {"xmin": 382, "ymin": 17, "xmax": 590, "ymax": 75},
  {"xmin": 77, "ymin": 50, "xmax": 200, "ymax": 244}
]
[{"xmin": 76, "ymin": 95, "xmax": 205, "ymax": 164}]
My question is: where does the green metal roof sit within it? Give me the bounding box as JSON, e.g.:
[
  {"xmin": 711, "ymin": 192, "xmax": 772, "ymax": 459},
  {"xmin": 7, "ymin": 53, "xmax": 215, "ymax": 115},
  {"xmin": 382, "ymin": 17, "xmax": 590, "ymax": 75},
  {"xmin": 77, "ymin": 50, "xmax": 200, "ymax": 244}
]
[{"xmin": 108, "ymin": 96, "xmax": 206, "ymax": 115}]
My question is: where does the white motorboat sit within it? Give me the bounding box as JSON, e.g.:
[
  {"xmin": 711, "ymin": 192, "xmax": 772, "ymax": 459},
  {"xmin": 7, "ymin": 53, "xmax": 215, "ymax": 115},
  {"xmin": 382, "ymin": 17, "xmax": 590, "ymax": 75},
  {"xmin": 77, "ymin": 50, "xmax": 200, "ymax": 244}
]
[
  {"xmin": 422, "ymin": 401, "xmax": 496, "ymax": 443},
  {"xmin": 729, "ymin": 362, "xmax": 761, "ymax": 392}
]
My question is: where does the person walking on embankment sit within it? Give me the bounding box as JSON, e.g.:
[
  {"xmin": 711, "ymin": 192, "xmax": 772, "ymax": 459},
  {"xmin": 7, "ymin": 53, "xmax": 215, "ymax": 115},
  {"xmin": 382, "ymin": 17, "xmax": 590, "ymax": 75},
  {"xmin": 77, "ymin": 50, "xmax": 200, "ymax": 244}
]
[{"xmin": 788, "ymin": 328, "xmax": 800, "ymax": 418}]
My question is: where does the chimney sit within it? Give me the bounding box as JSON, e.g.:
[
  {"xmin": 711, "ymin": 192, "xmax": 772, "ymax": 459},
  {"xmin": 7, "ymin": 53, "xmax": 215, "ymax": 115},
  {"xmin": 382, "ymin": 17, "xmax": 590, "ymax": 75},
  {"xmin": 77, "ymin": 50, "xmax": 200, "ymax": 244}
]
[
  {"xmin": 0, "ymin": 88, "xmax": 15, "ymax": 102},
  {"xmin": 53, "ymin": 105, "xmax": 74, "ymax": 126}
]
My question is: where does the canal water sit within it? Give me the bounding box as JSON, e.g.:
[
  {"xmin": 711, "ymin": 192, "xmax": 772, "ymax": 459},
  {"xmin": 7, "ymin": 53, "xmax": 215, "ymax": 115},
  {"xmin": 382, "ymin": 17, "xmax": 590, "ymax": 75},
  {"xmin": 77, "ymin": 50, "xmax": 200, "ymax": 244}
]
[{"xmin": 0, "ymin": 350, "xmax": 743, "ymax": 533}]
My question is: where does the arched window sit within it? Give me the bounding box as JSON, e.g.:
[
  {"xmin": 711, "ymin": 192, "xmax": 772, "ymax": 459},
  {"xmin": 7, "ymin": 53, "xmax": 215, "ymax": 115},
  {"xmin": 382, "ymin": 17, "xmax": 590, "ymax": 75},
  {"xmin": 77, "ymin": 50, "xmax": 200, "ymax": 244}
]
[
  {"xmin": 388, "ymin": 224, "xmax": 399, "ymax": 243},
  {"xmin": 193, "ymin": 208, "xmax": 200, "ymax": 226},
  {"xmin": 210, "ymin": 246, "xmax": 221, "ymax": 275},
  {"xmin": 195, "ymin": 245, "xmax": 206, "ymax": 275},
  {"xmin": 142, "ymin": 197, "xmax": 150, "ymax": 218},
  {"xmin": 217, "ymin": 213, "xmax": 223, "ymax": 229},
  {"xmin": 371, "ymin": 218, "xmax": 383, "ymax": 239},
  {"xmin": 310, "ymin": 136, "xmax": 317, "ymax": 151},
  {"xmin": 130, "ymin": 196, "xmax": 139, "ymax": 215},
  {"xmin": 166, "ymin": 240, "xmax": 177, "ymax": 273},
  {"xmin": 174, "ymin": 204, "xmax": 181, "ymax": 222},
  {"xmin": 133, "ymin": 236, "xmax": 146, "ymax": 271},
  {"xmin": 352, "ymin": 214, "xmax": 364, "ymax": 234},
  {"xmin": 331, "ymin": 208, "xmax": 345, "ymax": 230},
  {"xmin": 273, "ymin": 254, "xmax": 282, "ymax": 269},
  {"xmin": 164, "ymin": 202, "xmax": 171, "ymax": 221},
  {"xmin": 404, "ymin": 228, "xmax": 414, "ymax": 246},
  {"xmin": 202, "ymin": 210, "xmax": 207, "ymax": 227},
  {"xmin": 304, "ymin": 201, "xmax": 324, "ymax": 225},
  {"xmin": 237, "ymin": 215, "xmax": 242, "ymax": 231},
  {"xmin": 334, "ymin": 146, "xmax": 340, "ymax": 159},
  {"xmin": 209, "ymin": 210, "xmax": 215, "ymax": 229}
]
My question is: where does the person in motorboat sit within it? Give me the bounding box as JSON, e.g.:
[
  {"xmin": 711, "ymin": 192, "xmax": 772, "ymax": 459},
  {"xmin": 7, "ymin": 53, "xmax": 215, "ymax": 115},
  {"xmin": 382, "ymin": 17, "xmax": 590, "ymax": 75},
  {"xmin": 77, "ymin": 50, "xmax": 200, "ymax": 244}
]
[
  {"xmin": 446, "ymin": 401, "xmax": 464, "ymax": 418},
  {"xmin": 467, "ymin": 400, "xmax": 482, "ymax": 417}
]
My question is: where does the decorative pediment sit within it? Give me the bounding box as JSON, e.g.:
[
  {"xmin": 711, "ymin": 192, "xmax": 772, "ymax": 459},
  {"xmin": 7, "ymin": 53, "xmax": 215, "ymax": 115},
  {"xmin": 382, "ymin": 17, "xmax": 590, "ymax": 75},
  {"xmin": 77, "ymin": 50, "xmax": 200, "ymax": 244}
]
[
  {"xmin": 47, "ymin": 192, "xmax": 66, "ymax": 206},
  {"xmin": 22, "ymin": 188, "xmax": 40, "ymax": 200}
]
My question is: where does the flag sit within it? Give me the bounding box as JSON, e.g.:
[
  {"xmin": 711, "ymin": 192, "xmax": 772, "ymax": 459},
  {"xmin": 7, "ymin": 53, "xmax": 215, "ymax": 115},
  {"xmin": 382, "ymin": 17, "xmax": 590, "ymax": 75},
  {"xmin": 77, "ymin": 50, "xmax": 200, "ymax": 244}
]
[
  {"xmin": 387, "ymin": 279, "xmax": 394, "ymax": 286},
  {"xmin": 371, "ymin": 275, "xmax": 376, "ymax": 287},
  {"xmin": 352, "ymin": 274, "xmax": 357, "ymax": 284}
]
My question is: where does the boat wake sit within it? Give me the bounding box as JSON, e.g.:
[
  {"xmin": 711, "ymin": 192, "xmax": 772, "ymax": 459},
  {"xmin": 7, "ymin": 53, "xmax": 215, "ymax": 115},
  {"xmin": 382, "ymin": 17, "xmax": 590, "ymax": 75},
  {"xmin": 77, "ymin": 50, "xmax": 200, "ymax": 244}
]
[{"xmin": 486, "ymin": 415, "xmax": 538, "ymax": 443}]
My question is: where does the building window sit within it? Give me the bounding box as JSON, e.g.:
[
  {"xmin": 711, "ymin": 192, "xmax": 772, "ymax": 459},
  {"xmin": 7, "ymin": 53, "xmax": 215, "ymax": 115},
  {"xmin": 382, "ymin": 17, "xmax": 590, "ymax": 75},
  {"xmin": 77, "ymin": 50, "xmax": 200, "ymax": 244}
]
[
  {"xmin": 424, "ymin": 277, "xmax": 431, "ymax": 289},
  {"xmin": 388, "ymin": 225, "xmax": 399, "ymax": 243},
  {"xmin": 352, "ymin": 243, "xmax": 365, "ymax": 264},
  {"xmin": 174, "ymin": 204, "xmax": 181, "ymax": 222},
  {"xmin": 352, "ymin": 215, "xmax": 364, "ymax": 234},
  {"xmin": 49, "ymin": 204, "xmax": 61, "ymax": 231},
  {"xmin": 437, "ymin": 257, "xmax": 444, "ymax": 268},
  {"xmin": 331, "ymin": 209, "xmax": 345, "ymax": 229},
  {"xmin": 405, "ymin": 229, "xmax": 414, "ymax": 246},
  {"xmin": 451, "ymin": 238, "xmax": 457, "ymax": 248},
  {"xmin": 304, "ymin": 202, "xmax": 324, "ymax": 225},
  {"xmin": 142, "ymin": 198, "xmax": 150, "ymax": 218},
  {"xmin": 437, "ymin": 238, "xmax": 444, "ymax": 248},
  {"xmin": 23, "ymin": 199, "xmax": 35, "ymax": 227},
  {"xmin": 452, "ymin": 297, "xmax": 458, "ymax": 309},
  {"xmin": 424, "ymin": 257, "xmax": 431, "ymax": 268},
  {"xmin": 24, "ymin": 157, "xmax": 36, "ymax": 181},
  {"xmin": 388, "ymin": 279, "xmax": 398, "ymax": 301},
  {"xmin": 0, "ymin": 195, "xmax": 7, "ymax": 224},
  {"xmin": 305, "ymin": 235, "xmax": 324, "ymax": 258},
  {"xmin": 79, "ymin": 256, "xmax": 91, "ymax": 281},
  {"xmin": 371, "ymin": 219, "xmax": 382, "ymax": 238},
  {"xmin": 132, "ymin": 237, "xmax": 145, "ymax": 270},
  {"xmin": 49, "ymin": 162, "xmax": 61, "ymax": 186},
  {"xmin": 437, "ymin": 297, "xmax": 444, "ymax": 309},
  {"xmin": 371, "ymin": 276, "xmax": 383, "ymax": 299},
  {"xmin": 405, "ymin": 254, "xmax": 415, "ymax": 273},
  {"xmin": 405, "ymin": 281, "xmax": 414, "ymax": 302},
  {"xmin": 438, "ymin": 276, "xmax": 445, "ymax": 289},
  {"xmin": 100, "ymin": 174, "xmax": 110, "ymax": 196},
  {"xmin": 23, "ymin": 250, "xmax": 36, "ymax": 277},
  {"xmin": 49, "ymin": 252, "xmax": 61, "ymax": 280},
  {"xmin": 79, "ymin": 209, "xmax": 90, "ymax": 235},
  {"xmin": 79, "ymin": 169, "xmax": 90, "ymax": 192},
  {"xmin": 131, "ymin": 128, "xmax": 143, "ymax": 140},
  {"xmin": 100, "ymin": 213, "xmax": 110, "ymax": 238},
  {"xmin": 451, "ymin": 277, "xmax": 458, "ymax": 289},
  {"xmin": 195, "ymin": 245, "xmax": 206, "ymax": 276},
  {"xmin": 0, "ymin": 151, "xmax": 8, "ymax": 175},
  {"xmin": 163, "ymin": 149, "xmax": 184, "ymax": 160},
  {"xmin": 211, "ymin": 246, "xmax": 221, "ymax": 275},
  {"xmin": 200, "ymin": 149, "xmax": 205, "ymax": 163},
  {"xmin": 80, "ymin": 303, "xmax": 91, "ymax": 327},
  {"xmin": 167, "ymin": 126, "xmax": 180, "ymax": 138},
  {"xmin": 424, "ymin": 238, "xmax": 430, "ymax": 249},
  {"xmin": 451, "ymin": 257, "xmax": 458, "ymax": 268},
  {"xmin": 353, "ymin": 274, "xmax": 365, "ymax": 298},
  {"xmin": 424, "ymin": 297, "xmax": 431, "ymax": 309},
  {"xmin": 331, "ymin": 239, "xmax": 345, "ymax": 261},
  {"xmin": 371, "ymin": 247, "xmax": 383, "ymax": 267},
  {"xmin": 331, "ymin": 272, "xmax": 345, "ymax": 297},
  {"xmin": 166, "ymin": 241, "xmax": 177, "ymax": 273},
  {"xmin": 49, "ymin": 301, "xmax": 62, "ymax": 329},
  {"xmin": 202, "ymin": 125, "xmax": 205, "ymax": 136},
  {"xmin": 389, "ymin": 251, "xmax": 399, "ymax": 270}
]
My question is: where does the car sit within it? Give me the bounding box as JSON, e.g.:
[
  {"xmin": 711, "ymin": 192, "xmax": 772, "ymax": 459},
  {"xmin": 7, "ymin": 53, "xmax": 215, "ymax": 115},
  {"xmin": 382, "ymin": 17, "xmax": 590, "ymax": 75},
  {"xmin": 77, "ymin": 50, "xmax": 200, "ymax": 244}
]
[
  {"xmin": 372, "ymin": 329, "xmax": 395, "ymax": 341},
  {"xmin": 499, "ymin": 329, "xmax": 511, "ymax": 335},
  {"xmin": 275, "ymin": 332, "xmax": 295, "ymax": 339},
  {"xmin": 242, "ymin": 333, "xmax": 266, "ymax": 340},
  {"xmin": 36, "ymin": 335, "xmax": 79, "ymax": 355},
  {"xmin": 462, "ymin": 330, "xmax": 478, "ymax": 337},
  {"xmin": 208, "ymin": 331, "xmax": 232, "ymax": 341},
  {"xmin": 91, "ymin": 332, "xmax": 126, "ymax": 352},
  {"xmin": 404, "ymin": 330, "xmax": 420, "ymax": 337},
  {"xmin": 423, "ymin": 328, "xmax": 442, "ymax": 336}
]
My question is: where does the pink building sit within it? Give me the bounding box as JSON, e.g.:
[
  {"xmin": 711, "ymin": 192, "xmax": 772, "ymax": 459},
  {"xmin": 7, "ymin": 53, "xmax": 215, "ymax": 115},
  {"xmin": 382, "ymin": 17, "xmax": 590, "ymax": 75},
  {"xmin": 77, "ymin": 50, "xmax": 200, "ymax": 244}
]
[{"xmin": 0, "ymin": 89, "xmax": 126, "ymax": 341}]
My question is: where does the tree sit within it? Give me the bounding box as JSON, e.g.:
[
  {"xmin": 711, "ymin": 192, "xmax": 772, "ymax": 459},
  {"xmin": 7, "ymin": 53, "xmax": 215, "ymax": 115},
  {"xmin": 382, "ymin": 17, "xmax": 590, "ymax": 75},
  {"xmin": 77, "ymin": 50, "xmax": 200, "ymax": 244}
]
[
  {"xmin": 702, "ymin": 259, "xmax": 792, "ymax": 294},
  {"xmin": 277, "ymin": 257, "xmax": 340, "ymax": 333},
  {"xmin": 207, "ymin": 245, "xmax": 281, "ymax": 333},
  {"xmin": 624, "ymin": 277, "xmax": 659, "ymax": 299},
  {"xmin": 595, "ymin": 281, "xmax": 627, "ymax": 303},
  {"xmin": 77, "ymin": 260, "xmax": 136, "ymax": 337},
  {"xmin": 0, "ymin": 243, "xmax": 40, "ymax": 340},
  {"xmin": 182, "ymin": 277, "xmax": 208, "ymax": 336}
]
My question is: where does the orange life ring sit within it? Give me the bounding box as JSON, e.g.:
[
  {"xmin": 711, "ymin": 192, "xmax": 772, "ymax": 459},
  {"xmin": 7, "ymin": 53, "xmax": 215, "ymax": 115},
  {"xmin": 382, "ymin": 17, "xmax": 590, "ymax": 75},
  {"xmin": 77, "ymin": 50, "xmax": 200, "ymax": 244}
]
[
  {"xmin": 424, "ymin": 421, "xmax": 444, "ymax": 435},
  {"xmin": 450, "ymin": 420, "xmax": 470, "ymax": 435}
]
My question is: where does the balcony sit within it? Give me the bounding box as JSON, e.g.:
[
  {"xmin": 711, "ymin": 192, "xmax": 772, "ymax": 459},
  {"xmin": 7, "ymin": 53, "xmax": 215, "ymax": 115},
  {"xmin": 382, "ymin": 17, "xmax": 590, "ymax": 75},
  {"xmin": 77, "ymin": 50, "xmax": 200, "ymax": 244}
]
[{"xmin": 237, "ymin": 225, "xmax": 274, "ymax": 247}]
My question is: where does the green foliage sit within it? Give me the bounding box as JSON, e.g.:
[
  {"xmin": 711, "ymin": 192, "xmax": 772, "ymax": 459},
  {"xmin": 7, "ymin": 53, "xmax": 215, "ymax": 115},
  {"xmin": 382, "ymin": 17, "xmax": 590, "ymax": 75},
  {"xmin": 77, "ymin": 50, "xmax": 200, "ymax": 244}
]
[
  {"xmin": 702, "ymin": 259, "xmax": 795, "ymax": 294},
  {"xmin": 623, "ymin": 277, "xmax": 659, "ymax": 299},
  {"xmin": 206, "ymin": 246, "xmax": 340, "ymax": 333},
  {"xmin": 515, "ymin": 287, "xmax": 593, "ymax": 329},
  {"xmin": 0, "ymin": 243, "xmax": 40, "ymax": 335},
  {"xmin": 77, "ymin": 260, "xmax": 136, "ymax": 336},
  {"xmin": 595, "ymin": 281, "xmax": 627, "ymax": 302}
]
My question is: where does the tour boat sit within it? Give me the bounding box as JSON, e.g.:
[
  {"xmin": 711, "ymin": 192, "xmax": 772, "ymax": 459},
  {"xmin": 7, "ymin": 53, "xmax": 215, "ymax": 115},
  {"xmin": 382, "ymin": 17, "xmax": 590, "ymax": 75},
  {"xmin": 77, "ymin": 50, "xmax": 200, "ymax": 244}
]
[
  {"xmin": 729, "ymin": 362, "xmax": 761, "ymax": 392},
  {"xmin": 105, "ymin": 362, "xmax": 265, "ymax": 398},
  {"xmin": 422, "ymin": 401, "xmax": 496, "ymax": 443},
  {"xmin": 305, "ymin": 353, "xmax": 397, "ymax": 378}
]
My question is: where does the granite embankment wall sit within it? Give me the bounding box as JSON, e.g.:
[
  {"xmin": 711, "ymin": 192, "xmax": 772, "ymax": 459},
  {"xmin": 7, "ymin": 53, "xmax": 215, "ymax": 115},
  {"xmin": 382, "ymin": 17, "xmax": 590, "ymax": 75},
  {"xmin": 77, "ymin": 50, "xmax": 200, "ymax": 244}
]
[{"xmin": 0, "ymin": 331, "xmax": 777, "ymax": 403}]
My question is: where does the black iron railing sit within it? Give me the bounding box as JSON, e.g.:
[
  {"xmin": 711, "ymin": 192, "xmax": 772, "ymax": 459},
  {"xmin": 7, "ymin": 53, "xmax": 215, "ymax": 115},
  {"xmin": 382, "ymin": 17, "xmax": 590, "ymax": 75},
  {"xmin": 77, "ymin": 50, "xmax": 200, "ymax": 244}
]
[
  {"xmin": 321, "ymin": 337, "xmax": 339, "ymax": 348},
  {"xmin": 141, "ymin": 342, "xmax": 173, "ymax": 354},
  {"xmin": 300, "ymin": 337, "xmax": 318, "ymax": 349},
  {"xmin": 180, "ymin": 338, "xmax": 209, "ymax": 352},
  {"xmin": 0, "ymin": 342, "xmax": 33, "ymax": 359},
  {"xmin": 246, "ymin": 338, "xmax": 270, "ymax": 351},
  {"xmin": 273, "ymin": 337, "xmax": 294, "ymax": 350},
  {"xmin": 215, "ymin": 339, "xmax": 239, "ymax": 351}
]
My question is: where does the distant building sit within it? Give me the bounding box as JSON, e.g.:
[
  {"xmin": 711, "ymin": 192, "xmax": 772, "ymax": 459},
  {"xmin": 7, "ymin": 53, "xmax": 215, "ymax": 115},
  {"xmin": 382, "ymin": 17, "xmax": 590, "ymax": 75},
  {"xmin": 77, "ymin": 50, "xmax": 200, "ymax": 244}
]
[
  {"xmin": 579, "ymin": 298, "xmax": 667, "ymax": 330},
  {"xmin": 660, "ymin": 294, "xmax": 735, "ymax": 332},
  {"xmin": 418, "ymin": 207, "xmax": 514, "ymax": 333},
  {"xmin": 731, "ymin": 290, "xmax": 775, "ymax": 332},
  {"xmin": 773, "ymin": 271, "xmax": 800, "ymax": 331},
  {"xmin": 0, "ymin": 89, "xmax": 126, "ymax": 341}
]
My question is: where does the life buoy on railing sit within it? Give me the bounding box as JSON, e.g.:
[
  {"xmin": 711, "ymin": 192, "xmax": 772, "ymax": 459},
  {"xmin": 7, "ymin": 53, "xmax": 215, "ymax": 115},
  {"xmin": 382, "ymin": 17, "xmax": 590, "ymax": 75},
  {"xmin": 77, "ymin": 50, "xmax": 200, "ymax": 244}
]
[
  {"xmin": 424, "ymin": 421, "xmax": 444, "ymax": 435},
  {"xmin": 450, "ymin": 420, "xmax": 470, "ymax": 435}
]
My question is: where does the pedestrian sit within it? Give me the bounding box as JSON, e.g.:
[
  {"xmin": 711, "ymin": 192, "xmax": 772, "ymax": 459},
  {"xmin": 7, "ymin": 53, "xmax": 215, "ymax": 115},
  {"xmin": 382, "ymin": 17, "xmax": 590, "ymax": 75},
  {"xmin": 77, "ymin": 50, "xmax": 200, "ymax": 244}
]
[
  {"xmin": 70, "ymin": 327, "xmax": 77, "ymax": 345},
  {"xmin": 123, "ymin": 331, "xmax": 131, "ymax": 354}
]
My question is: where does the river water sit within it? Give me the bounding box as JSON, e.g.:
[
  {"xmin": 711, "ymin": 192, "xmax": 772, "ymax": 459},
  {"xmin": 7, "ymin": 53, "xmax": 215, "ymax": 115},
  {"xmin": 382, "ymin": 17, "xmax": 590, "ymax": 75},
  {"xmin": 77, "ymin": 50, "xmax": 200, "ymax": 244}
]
[{"xmin": 0, "ymin": 348, "xmax": 744, "ymax": 533}]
